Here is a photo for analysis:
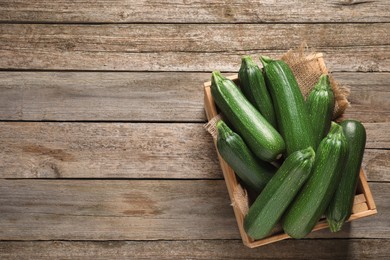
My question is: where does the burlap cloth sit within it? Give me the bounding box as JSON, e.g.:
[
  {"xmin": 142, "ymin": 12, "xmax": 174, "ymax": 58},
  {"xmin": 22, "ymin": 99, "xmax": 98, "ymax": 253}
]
[{"xmin": 281, "ymin": 46, "xmax": 350, "ymax": 119}]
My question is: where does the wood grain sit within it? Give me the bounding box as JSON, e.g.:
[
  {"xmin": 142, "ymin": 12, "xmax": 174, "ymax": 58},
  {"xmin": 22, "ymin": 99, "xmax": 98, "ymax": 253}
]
[
  {"xmin": 0, "ymin": 180, "xmax": 390, "ymax": 240},
  {"xmin": 0, "ymin": 179, "xmax": 237, "ymax": 240},
  {"xmin": 0, "ymin": 72, "xmax": 207, "ymax": 122},
  {"xmin": 2, "ymin": 24, "xmax": 388, "ymax": 52},
  {"xmin": 0, "ymin": 72, "xmax": 388, "ymax": 122},
  {"xmin": 364, "ymin": 123, "xmax": 390, "ymax": 149},
  {"xmin": 0, "ymin": 24, "xmax": 389, "ymax": 71},
  {"xmin": 2, "ymin": 47, "xmax": 389, "ymax": 72},
  {"xmin": 362, "ymin": 149, "xmax": 390, "ymax": 182},
  {"xmin": 0, "ymin": 0, "xmax": 388, "ymax": 257},
  {"xmin": 0, "ymin": 122, "xmax": 388, "ymax": 179},
  {"xmin": 0, "ymin": 0, "xmax": 389, "ymax": 23},
  {"xmin": 0, "ymin": 180, "xmax": 387, "ymax": 240},
  {"xmin": 0, "ymin": 122, "xmax": 221, "ymax": 179},
  {"xmin": 0, "ymin": 239, "xmax": 389, "ymax": 260},
  {"xmin": 341, "ymin": 72, "xmax": 390, "ymax": 123}
]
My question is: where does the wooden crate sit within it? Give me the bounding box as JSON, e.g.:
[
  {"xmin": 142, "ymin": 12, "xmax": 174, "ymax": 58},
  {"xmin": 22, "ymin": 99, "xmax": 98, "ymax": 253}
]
[{"xmin": 203, "ymin": 56, "xmax": 377, "ymax": 248}]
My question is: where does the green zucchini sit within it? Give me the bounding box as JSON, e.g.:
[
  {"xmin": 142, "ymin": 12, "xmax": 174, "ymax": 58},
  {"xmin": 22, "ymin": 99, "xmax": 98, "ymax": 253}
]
[
  {"xmin": 238, "ymin": 56, "xmax": 277, "ymax": 128},
  {"xmin": 307, "ymin": 74, "xmax": 335, "ymax": 149},
  {"xmin": 216, "ymin": 120, "xmax": 276, "ymax": 192},
  {"xmin": 211, "ymin": 71, "xmax": 285, "ymax": 162},
  {"xmin": 283, "ymin": 122, "xmax": 348, "ymax": 238},
  {"xmin": 261, "ymin": 56, "xmax": 315, "ymax": 156},
  {"xmin": 244, "ymin": 147, "xmax": 315, "ymax": 240},
  {"xmin": 326, "ymin": 120, "xmax": 366, "ymax": 232}
]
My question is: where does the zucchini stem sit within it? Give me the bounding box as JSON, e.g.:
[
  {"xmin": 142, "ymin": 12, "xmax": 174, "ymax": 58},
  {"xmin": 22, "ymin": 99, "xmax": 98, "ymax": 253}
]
[
  {"xmin": 216, "ymin": 120, "xmax": 233, "ymax": 140},
  {"xmin": 260, "ymin": 56, "xmax": 273, "ymax": 66},
  {"xmin": 241, "ymin": 56, "xmax": 257, "ymax": 67},
  {"xmin": 211, "ymin": 71, "xmax": 223, "ymax": 86}
]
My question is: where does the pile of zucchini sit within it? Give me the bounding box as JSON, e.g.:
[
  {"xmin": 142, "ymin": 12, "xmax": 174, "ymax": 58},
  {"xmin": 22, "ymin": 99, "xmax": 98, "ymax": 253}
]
[{"xmin": 211, "ymin": 56, "xmax": 366, "ymax": 240}]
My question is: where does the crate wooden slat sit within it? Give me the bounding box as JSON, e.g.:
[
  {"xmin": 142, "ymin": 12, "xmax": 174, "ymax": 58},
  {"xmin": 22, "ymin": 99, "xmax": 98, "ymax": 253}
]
[{"xmin": 203, "ymin": 55, "xmax": 377, "ymax": 248}]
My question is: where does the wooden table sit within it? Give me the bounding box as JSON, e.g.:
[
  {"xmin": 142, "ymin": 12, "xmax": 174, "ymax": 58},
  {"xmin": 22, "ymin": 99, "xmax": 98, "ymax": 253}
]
[{"xmin": 0, "ymin": 1, "xmax": 389, "ymax": 259}]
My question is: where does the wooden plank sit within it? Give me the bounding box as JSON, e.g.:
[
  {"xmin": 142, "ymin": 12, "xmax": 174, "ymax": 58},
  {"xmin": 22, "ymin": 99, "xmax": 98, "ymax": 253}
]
[
  {"xmin": 0, "ymin": 72, "xmax": 207, "ymax": 121},
  {"xmin": 0, "ymin": 24, "xmax": 389, "ymax": 71},
  {"xmin": 0, "ymin": 1, "xmax": 389, "ymax": 23},
  {"xmin": 1, "ymin": 47, "xmax": 389, "ymax": 72},
  {"xmin": 0, "ymin": 122, "xmax": 221, "ymax": 179},
  {"xmin": 0, "ymin": 72, "xmax": 388, "ymax": 122},
  {"xmin": 2, "ymin": 24, "xmax": 388, "ymax": 52},
  {"xmin": 0, "ymin": 239, "xmax": 389, "ymax": 259},
  {"xmin": 0, "ymin": 122, "xmax": 388, "ymax": 179},
  {"xmin": 0, "ymin": 180, "xmax": 387, "ymax": 240},
  {"xmin": 364, "ymin": 123, "xmax": 390, "ymax": 149},
  {"xmin": 0, "ymin": 179, "xmax": 237, "ymax": 240},
  {"xmin": 338, "ymin": 72, "xmax": 390, "ymax": 123}
]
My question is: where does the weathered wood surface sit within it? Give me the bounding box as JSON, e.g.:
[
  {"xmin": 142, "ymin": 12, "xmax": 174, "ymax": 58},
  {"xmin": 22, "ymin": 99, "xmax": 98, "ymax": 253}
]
[
  {"xmin": 0, "ymin": 1, "xmax": 388, "ymax": 258},
  {"xmin": 0, "ymin": 122, "xmax": 388, "ymax": 179},
  {"xmin": 2, "ymin": 46, "xmax": 388, "ymax": 72},
  {"xmin": 0, "ymin": 122, "xmax": 220, "ymax": 179},
  {"xmin": 1, "ymin": 239, "xmax": 389, "ymax": 260},
  {"xmin": 0, "ymin": 72, "xmax": 207, "ymax": 122},
  {"xmin": 364, "ymin": 123, "xmax": 390, "ymax": 149},
  {"xmin": 0, "ymin": 24, "xmax": 389, "ymax": 71},
  {"xmin": 341, "ymin": 72, "xmax": 390, "ymax": 123},
  {"xmin": 0, "ymin": 72, "xmax": 388, "ymax": 122},
  {"xmin": 0, "ymin": 180, "xmax": 387, "ymax": 240},
  {"xmin": 362, "ymin": 149, "xmax": 390, "ymax": 182},
  {"xmin": 2, "ymin": 24, "xmax": 388, "ymax": 52},
  {"xmin": 0, "ymin": 0, "xmax": 389, "ymax": 24}
]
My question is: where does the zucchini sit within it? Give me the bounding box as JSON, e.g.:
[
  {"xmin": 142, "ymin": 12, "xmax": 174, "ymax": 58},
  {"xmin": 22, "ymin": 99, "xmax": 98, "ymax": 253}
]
[
  {"xmin": 244, "ymin": 147, "xmax": 315, "ymax": 240},
  {"xmin": 216, "ymin": 120, "xmax": 276, "ymax": 192},
  {"xmin": 306, "ymin": 74, "xmax": 335, "ymax": 149},
  {"xmin": 283, "ymin": 122, "xmax": 348, "ymax": 238},
  {"xmin": 211, "ymin": 71, "xmax": 285, "ymax": 162},
  {"xmin": 238, "ymin": 56, "xmax": 277, "ymax": 128},
  {"xmin": 261, "ymin": 56, "xmax": 315, "ymax": 156},
  {"xmin": 326, "ymin": 120, "xmax": 367, "ymax": 232}
]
